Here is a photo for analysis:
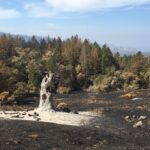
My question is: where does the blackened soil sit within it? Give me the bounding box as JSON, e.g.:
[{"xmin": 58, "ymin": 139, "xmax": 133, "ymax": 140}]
[{"xmin": 0, "ymin": 89, "xmax": 150, "ymax": 150}]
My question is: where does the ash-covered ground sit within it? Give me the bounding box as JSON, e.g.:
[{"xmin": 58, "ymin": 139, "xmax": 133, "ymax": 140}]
[{"xmin": 0, "ymin": 89, "xmax": 150, "ymax": 150}]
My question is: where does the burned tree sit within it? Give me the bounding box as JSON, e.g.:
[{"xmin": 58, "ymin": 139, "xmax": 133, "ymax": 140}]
[{"xmin": 38, "ymin": 72, "xmax": 54, "ymax": 111}]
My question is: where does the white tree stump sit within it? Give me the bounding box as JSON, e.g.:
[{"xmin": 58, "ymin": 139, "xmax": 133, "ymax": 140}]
[{"xmin": 38, "ymin": 72, "xmax": 54, "ymax": 111}]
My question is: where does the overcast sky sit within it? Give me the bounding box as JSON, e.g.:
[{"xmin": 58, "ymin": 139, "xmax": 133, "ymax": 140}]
[{"xmin": 0, "ymin": 0, "xmax": 150, "ymax": 51}]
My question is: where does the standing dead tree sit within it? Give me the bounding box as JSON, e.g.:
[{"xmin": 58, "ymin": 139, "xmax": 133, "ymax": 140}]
[{"xmin": 38, "ymin": 72, "xmax": 54, "ymax": 111}]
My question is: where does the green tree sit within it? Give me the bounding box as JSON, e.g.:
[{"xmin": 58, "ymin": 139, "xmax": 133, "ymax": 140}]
[
  {"xmin": 46, "ymin": 46, "xmax": 61, "ymax": 73},
  {"xmin": 91, "ymin": 42, "xmax": 102, "ymax": 74},
  {"xmin": 101, "ymin": 44, "xmax": 117, "ymax": 74},
  {"xmin": 27, "ymin": 60, "xmax": 42, "ymax": 87}
]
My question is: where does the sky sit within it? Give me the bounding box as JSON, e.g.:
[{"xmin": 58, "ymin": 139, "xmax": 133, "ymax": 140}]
[{"xmin": 0, "ymin": 0, "xmax": 150, "ymax": 52}]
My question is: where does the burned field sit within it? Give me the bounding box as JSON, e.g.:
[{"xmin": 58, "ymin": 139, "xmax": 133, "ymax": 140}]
[{"xmin": 0, "ymin": 89, "xmax": 150, "ymax": 150}]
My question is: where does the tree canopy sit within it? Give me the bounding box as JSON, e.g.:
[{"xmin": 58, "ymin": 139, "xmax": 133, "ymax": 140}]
[{"xmin": 0, "ymin": 33, "xmax": 149, "ymax": 96}]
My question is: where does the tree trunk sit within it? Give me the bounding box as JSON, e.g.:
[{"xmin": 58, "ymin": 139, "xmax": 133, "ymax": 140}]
[{"xmin": 38, "ymin": 72, "xmax": 54, "ymax": 111}]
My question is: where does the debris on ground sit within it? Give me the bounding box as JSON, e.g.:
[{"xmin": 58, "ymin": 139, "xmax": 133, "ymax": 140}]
[
  {"xmin": 124, "ymin": 115, "xmax": 131, "ymax": 122},
  {"xmin": 124, "ymin": 115, "xmax": 137, "ymax": 122},
  {"xmin": 121, "ymin": 91, "xmax": 139, "ymax": 99},
  {"xmin": 133, "ymin": 121, "xmax": 143, "ymax": 128},
  {"xmin": 28, "ymin": 134, "xmax": 39, "ymax": 139},
  {"xmin": 138, "ymin": 116, "xmax": 147, "ymax": 121},
  {"xmin": 124, "ymin": 115, "xmax": 147, "ymax": 128},
  {"xmin": 132, "ymin": 97, "xmax": 143, "ymax": 101}
]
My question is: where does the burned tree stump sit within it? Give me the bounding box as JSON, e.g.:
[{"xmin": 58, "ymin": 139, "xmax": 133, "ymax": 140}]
[{"xmin": 38, "ymin": 72, "xmax": 54, "ymax": 111}]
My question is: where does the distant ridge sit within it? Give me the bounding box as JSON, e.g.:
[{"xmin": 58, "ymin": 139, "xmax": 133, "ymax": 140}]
[
  {"xmin": 144, "ymin": 51, "xmax": 150, "ymax": 56},
  {"xmin": 109, "ymin": 44, "xmax": 150, "ymax": 56},
  {"xmin": 0, "ymin": 32, "xmax": 5, "ymax": 35}
]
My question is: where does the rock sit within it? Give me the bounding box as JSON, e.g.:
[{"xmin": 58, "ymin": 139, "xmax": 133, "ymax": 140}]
[
  {"xmin": 138, "ymin": 116, "xmax": 147, "ymax": 121},
  {"xmin": 28, "ymin": 134, "xmax": 38, "ymax": 139},
  {"xmin": 132, "ymin": 98, "xmax": 143, "ymax": 101},
  {"xmin": 133, "ymin": 121, "xmax": 143, "ymax": 128},
  {"xmin": 124, "ymin": 116, "xmax": 132, "ymax": 122},
  {"xmin": 125, "ymin": 115, "xmax": 129, "ymax": 119},
  {"xmin": 136, "ymin": 106, "xmax": 144, "ymax": 110},
  {"xmin": 125, "ymin": 115, "xmax": 138, "ymax": 122}
]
